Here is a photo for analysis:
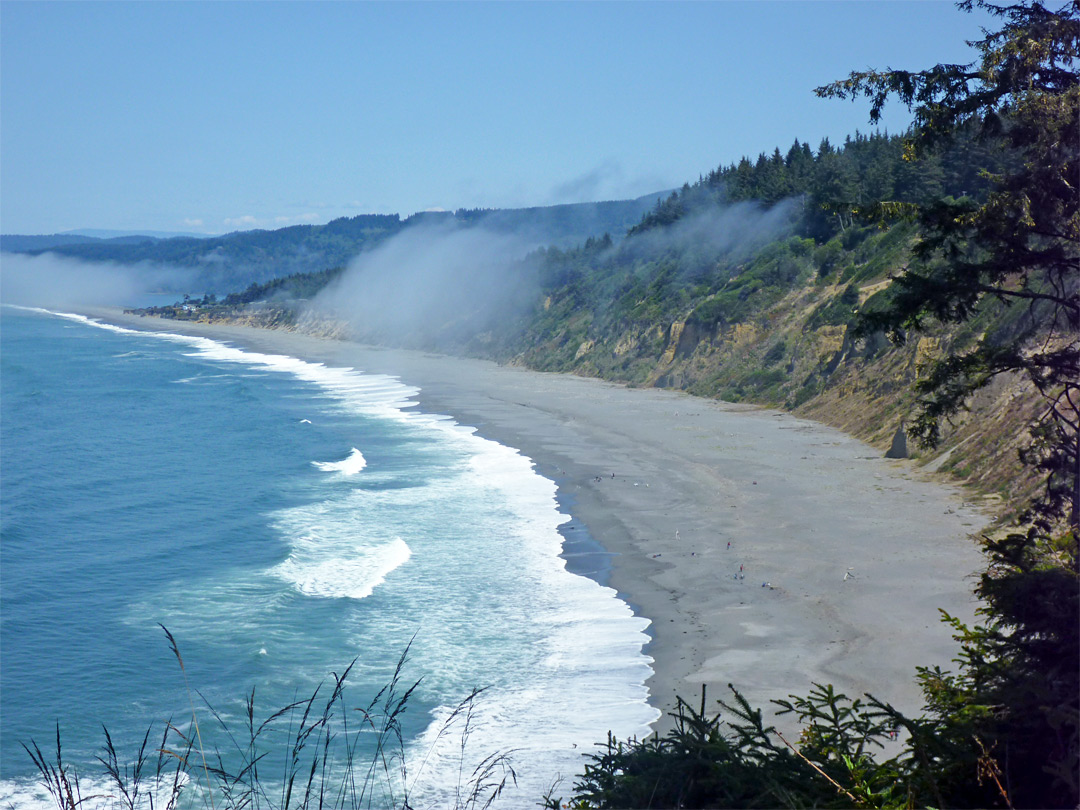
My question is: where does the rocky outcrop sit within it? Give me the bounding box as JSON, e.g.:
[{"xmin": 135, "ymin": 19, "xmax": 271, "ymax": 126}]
[
  {"xmin": 574, "ymin": 339, "xmax": 595, "ymax": 360},
  {"xmin": 885, "ymin": 422, "xmax": 908, "ymax": 459},
  {"xmin": 659, "ymin": 321, "xmax": 686, "ymax": 365}
]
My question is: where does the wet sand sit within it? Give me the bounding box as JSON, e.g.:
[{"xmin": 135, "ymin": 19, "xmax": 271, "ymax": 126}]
[{"xmin": 93, "ymin": 310, "xmax": 989, "ymax": 732}]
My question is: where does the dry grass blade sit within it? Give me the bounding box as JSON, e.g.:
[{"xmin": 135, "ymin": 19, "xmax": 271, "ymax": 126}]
[
  {"xmin": 159, "ymin": 623, "xmax": 216, "ymax": 810},
  {"xmin": 24, "ymin": 634, "xmax": 520, "ymax": 810},
  {"xmin": 774, "ymin": 729, "xmax": 862, "ymax": 806}
]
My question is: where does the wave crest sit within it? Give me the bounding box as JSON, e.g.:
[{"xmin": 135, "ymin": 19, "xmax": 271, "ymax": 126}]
[
  {"xmin": 275, "ymin": 537, "xmax": 410, "ymax": 600},
  {"xmin": 312, "ymin": 447, "xmax": 367, "ymax": 475}
]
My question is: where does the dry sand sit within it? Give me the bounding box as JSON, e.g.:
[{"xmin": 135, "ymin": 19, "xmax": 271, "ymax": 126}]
[{"xmin": 96, "ymin": 311, "xmax": 990, "ymax": 732}]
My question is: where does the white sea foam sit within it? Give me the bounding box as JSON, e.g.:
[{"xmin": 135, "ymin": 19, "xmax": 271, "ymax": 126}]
[
  {"xmin": 397, "ymin": 435, "xmax": 658, "ymax": 805},
  {"xmin": 0, "ymin": 771, "xmax": 191, "ymax": 810},
  {"xmin": 27, "ymin": 307, "xmax": 660, "ymax": 806},
  {"xmin": 14, "ymin": 307, "xmax": 145, "ymax": 336},
  {"xmin": 0, "ymin": 778, "xmax": 55, "ymax": 810},
  {"xmin": 275, "ymin": 536, "xmax": 411, "ymax": 600},
  {"xmin": 171, "ymin": 373, "xmax": 231, "ymax": 385},
  {"xmin": 312, "ymin": 447, "xmax": 367, "ymax": 475}
]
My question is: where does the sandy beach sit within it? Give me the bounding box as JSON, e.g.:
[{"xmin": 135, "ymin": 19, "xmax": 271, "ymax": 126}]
[{"xmin": 95, "ymin": 310, "xmax": 989, "ymax": 733}]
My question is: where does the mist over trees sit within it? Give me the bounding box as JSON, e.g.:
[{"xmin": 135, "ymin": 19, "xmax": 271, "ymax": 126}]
[{"xmin": 1, "ymin": 198, "xmax": 662, "ymax": 297}]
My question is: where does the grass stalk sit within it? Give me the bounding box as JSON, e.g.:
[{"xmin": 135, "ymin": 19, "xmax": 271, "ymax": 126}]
[{"xmin": 24, "ymin": 632, "xmax": 519, "ymax": 810}]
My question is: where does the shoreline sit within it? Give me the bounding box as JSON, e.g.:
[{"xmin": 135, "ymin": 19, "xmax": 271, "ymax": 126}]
[{"xmin": 87, "ymin": 310, "xmax": 989, "ymax": 733}]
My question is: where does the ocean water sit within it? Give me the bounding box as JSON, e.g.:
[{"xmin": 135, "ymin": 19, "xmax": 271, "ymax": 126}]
[{"xmin": 0, "ymin": 306, "xmax": 658, "ymax": 808}]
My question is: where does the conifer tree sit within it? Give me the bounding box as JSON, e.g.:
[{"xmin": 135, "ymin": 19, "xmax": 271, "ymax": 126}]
[
  {"xmin": 818, "ymin": 3, "xmax": 1078, "ymax": 805},
  {"xmin": 817, "ymin": 0, "xmax": 1078, "ymax": 532}
]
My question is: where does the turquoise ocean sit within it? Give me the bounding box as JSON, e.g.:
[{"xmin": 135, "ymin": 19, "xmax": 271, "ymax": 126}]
[{"xmin": 0, "ymin": 306, "xmax": 658, "ymax": 807}]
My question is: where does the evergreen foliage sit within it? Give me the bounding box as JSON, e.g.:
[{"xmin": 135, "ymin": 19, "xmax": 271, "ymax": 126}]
[
  {"xmin": 629, "ymin": 127, "xmax": 1009, "ymax": 242},
  {"xmin": 126, "ymin": 267, "xmax": 347, "ymax": 319},
  {"xmin": 218, "ymin": 266, "xmax": 347, "ymax": 308},
  {"xmin": 817, "ymin": 7, "xmax": 1080, "ymax": 801},
  {"xmin": 821, "ymin": 0, "xmax": 1079, "ymax": 531}
]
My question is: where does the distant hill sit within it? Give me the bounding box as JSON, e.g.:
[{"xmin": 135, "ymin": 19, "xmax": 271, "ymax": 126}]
[
  {"xmin": 1, "ymin": 233, "xmax": 108, "ymax": 252},
  {"xmin": 0, "ymin": 231, "xmax": 213, "ymax": 253},
  {"xmin": 1, "ymin": 195, "xmax": 665, "ymax": 293},
  {"xmin": 63, "ymin": 228, "xmax": 216, "ymax": 240}
]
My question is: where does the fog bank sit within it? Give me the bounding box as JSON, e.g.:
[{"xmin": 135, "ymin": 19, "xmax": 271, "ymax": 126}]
[
  {"xmin": 620, "ymin": 197, "xmax": 801, "ymax": 267},
  {"xmin": 0, "ymin": 252, "xmax": 194, "ymax": 310},
  {"xmin": 308, "ymin": 222, "xmax": 537, "ymax": 348}
]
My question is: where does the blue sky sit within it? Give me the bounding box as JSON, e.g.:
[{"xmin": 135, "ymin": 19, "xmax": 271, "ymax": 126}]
[{"xmin": 1, "ymin": 1, "xmax": 995, "ymax": 236}]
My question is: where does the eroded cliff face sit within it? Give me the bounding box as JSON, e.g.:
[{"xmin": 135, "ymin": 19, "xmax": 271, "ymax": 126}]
[
  {"xmin": 192, "ymin": 303, "xmax": 353, "ymax": 341},
  {"xmin": 524, "ymin": 275, "xmax": 1039, "ymax": 524}
]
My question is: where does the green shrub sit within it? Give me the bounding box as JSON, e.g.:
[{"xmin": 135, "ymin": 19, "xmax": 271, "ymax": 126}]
[
  {"xmin": 763, "ymin": 341, "xmax": 787, "ymax": 367},
  {"xmin": 808, "ymin": 284, "xmax": 860, "ymax": 329}
]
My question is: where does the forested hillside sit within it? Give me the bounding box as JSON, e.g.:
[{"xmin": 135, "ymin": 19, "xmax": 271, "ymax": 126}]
[
  {"xmin": 3, "ymin": 196, "xmax": 661, "ymax": 294},
  {"xmin": 539, "ymin": 3, "xmax": 1078, "ymax": 806}
]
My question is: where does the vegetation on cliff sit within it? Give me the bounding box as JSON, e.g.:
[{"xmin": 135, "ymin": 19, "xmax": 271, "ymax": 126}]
[{"xmin": 548, "ymin": 2, "xmax": 1078, "ymax": 807}]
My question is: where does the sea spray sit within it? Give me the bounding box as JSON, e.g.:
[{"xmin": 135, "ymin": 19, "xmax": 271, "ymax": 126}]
[{"xmin": 312, "ymin": 446, "xmax": 368, "ymax": 474}]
